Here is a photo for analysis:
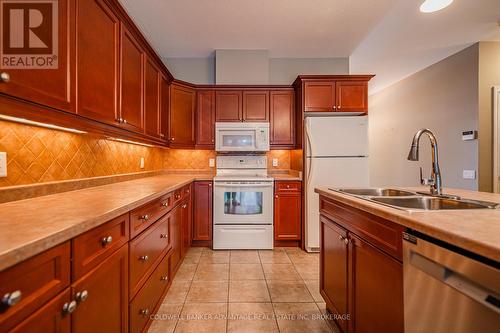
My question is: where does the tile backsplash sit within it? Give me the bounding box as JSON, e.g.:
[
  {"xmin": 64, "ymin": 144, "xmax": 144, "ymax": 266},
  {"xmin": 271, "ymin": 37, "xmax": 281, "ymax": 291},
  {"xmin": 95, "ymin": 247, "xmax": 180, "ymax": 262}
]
[{"xmin": 0, "ymin": 120, "xmax": 165, "ymax": 187}]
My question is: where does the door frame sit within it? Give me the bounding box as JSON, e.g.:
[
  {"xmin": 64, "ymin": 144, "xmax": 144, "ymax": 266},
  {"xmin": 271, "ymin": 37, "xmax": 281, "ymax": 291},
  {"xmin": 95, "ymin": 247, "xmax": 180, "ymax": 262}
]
[{"xmin": 493, "ymin": 86, "xmax": 500, "ymax": 193}]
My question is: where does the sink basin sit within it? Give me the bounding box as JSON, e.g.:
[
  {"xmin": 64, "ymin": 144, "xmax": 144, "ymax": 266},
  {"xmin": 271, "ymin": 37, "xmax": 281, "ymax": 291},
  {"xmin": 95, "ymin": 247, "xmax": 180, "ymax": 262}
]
[
  {"xmin": 371, "ymin": 197, "xmax": 496, "ymax": 210},
  {"xmin": 335, "ymin": 188, "xmax": 416, "ymax": 197}
]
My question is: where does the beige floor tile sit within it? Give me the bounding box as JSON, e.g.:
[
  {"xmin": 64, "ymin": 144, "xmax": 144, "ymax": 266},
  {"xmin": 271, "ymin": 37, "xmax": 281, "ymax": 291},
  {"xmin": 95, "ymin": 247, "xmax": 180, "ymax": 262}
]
[
  {"xmin": 163, "ymin": 280, "xmax": 192, "ymax": 303},
  {"xmin": 304, "ymin": 280, "xmax": 323, "ymax": 302},
  {"xmin": 200, "ymin": 250, "xmax": 230, "ymax": 264},
  {"xmin": 273, "ymin": 302, "xmax": 332, "ymax": 333},
  {"xmin": 148, "ymin": 303, "xmax": 183, "ymax": 333},
  {"xmin": 229, "ymin": 280, "xmax": 270, "ymax": 302},
  {"xmin": 183, "ymin": 251, "xmax": 202, "ymax": 264},
  {"xmin": 229, "ymin": 264, "xmax": 264, "ymax": 280},
  {"xmin": 230, "ymin": 250, "xmax": 260, "ymax": 263},
  {"xmin": 294, "ymin": 263, "xmax": 320, "ymax": 280},
  {"xmin": 186, "ymin": 281, "xmax": 229, "ymax": 303},
  {"xmin": 287, "ymin": 251, "xmax": 319, "ymax": 265},
  {"xmin": 175, "ymin": 302, "xmax": 227, "ymax": 333},
  {"xmin": 227, "ymin": 303, "xmax": 279, "ymax": 333},
  {"xmin": 174, "ymin": 263, "xmax": 198, "ymax": 281},
  {"xmin": 258, "ymin": 250, "xmax": 291, "ymax": 264},
  {"xmin": 267, "ymin": 280, "xmax": 314, "ymax": 302},
  {"xmin": 262, "ymin": 263, "xmax": 301, "ymax": 281},
  {"xmin": 194, "ymin": 263, "xmax": 229, "ymax": 281},
  {"xmin": 187, "ymin": 247, "xmax": 206, "ymax": 254}
]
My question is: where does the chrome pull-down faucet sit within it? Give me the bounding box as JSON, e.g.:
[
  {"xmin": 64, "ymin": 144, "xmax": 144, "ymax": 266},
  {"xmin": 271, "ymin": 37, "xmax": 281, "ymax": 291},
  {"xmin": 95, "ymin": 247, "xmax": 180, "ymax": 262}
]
[{"xmin": 407, "ymin": 129, "xmax": 443, "ymax": 196}]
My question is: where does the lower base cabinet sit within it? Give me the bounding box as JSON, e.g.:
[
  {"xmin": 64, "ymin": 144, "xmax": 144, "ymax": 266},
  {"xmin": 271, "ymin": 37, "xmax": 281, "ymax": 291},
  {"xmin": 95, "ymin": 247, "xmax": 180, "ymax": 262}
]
[{"xmin": 170, "ymin": 204, "xmax": 182, "ymax": 273}]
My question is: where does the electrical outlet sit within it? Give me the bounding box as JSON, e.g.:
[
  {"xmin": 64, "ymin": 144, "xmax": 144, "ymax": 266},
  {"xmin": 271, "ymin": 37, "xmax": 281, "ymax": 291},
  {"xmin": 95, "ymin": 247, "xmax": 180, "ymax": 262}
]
[
  {"xmin": 0, "ymin": 152, "xmax": 6, "ymax": 177},
  {"xmin": 140, "ymin": 157, "xmax": 145, "ymax": 169},
  {"xmin": 209, "ymin": 158, "xmax": 215, "ymax": 168},
  {"xmin": 272, "ymin": 158, "xmax": 278, "ymax": 167},
  {"xmin": 463, "ymin": 170, "xmax": 476, "ymax": 179}
]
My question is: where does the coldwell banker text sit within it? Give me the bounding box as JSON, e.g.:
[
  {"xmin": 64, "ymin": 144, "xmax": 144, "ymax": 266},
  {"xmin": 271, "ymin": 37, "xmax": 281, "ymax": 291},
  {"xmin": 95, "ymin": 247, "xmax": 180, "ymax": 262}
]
[{"xmin": 1, "ymin": 0, "xmax": 58, "ymax": 69}]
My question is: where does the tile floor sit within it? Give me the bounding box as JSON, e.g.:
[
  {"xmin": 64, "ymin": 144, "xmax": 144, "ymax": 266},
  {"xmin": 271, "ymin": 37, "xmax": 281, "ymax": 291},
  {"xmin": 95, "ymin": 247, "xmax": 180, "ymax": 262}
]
[{"xmin": 148, "ymin": 247, "xmax": 337, "ymax": 333}]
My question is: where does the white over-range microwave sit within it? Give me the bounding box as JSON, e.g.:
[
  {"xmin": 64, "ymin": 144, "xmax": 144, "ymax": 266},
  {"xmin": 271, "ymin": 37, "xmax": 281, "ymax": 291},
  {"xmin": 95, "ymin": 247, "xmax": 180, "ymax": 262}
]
[{"xmin": 215, "ymin": 122, "xmax": 270, "ymax": 152}]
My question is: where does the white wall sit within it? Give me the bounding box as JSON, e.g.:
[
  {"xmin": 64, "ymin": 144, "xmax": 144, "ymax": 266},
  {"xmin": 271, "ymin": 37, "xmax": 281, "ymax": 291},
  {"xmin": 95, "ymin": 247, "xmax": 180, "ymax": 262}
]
[
  {"xmin": 215, "ymin": 50, "xmax": 269, "ymax": 84},
  {"xmin": 164, "ymin": 57, "xmax": 215, "ymax": 84},
  {"xmin": 369, "ymin": 44, "xmax": 479, "ymax": 190}
]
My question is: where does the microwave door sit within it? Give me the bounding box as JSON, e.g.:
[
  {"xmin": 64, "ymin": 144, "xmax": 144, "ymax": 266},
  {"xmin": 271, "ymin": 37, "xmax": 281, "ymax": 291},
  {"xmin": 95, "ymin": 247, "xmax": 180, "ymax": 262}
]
[{"xmin": 217, "ymin": 130, "xmax": 256, "ymax": 151}]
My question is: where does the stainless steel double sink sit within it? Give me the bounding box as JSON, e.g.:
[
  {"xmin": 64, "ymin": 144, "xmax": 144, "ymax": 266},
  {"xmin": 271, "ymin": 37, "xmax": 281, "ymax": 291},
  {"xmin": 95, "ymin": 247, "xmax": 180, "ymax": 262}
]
[{"xmin": 331, "ymin": 188, "xmax": 499, "ymax": 211}]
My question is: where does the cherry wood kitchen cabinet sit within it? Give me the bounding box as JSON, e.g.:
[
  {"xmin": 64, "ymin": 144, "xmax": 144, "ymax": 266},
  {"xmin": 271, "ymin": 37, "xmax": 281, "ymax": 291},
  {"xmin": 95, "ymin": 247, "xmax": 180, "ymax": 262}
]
[
  {"xmin": 274, "ymin": 181, "xmax": 301, "ymax": 244},
  {"xmin": 169, "ymin": 82, "xmax": 196, "ymax": 147},
  {"xmin": 192, "ymin": 181, "xmax": 213, "ymax": 245},
  {"xmin": 77, "ymin": 0, "xmax": 120, "ymax": 125},
  {"xmin": 119, "ymin": 23, "xmax": 144, "ymax": 133},
  {"xmin": 144, "ymin": 58, "xmax": 161, "ymax": 138},
  {"xmin": 181, "ymin": 197, "xmax": 192, "ymax": 258},
  {"xmin": 215, "ymin": 90, "xmax": 242, "ymax": 122},
  {"xmin": 169, "ymin": 203, "xmax": 183, "ymax": 273},
  {"xmin": 242, "ymin": 90, "xmax": 269, "ymax": 121},
  {"xmin": 160, "ymin": 76, "xmax": 170, "ymax": 141},
  {"xmin": 270, "ymin": 90, "xmax": 295, "ymax": 148},
  {"xmin": 335, "ymin": 81, "xmax": 368, "ymax": 113},
  {"xmin": 303, "ymin": 81, "xmax": 336, "ymax": 112},
  {"xmin": 0, "ymin": 0, "xmax": 74, "ymax": 113},
  {"xmin": 196, "ymin": 90, "xmax": 216, "ymax": 147}
]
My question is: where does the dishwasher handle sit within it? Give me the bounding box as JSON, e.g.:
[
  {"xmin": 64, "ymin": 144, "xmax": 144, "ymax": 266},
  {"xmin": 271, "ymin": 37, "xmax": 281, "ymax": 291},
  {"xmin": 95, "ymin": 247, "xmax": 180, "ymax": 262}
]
[{"xmin": 410, "ymin": 251, "xmax": 500, "ymax": 314}]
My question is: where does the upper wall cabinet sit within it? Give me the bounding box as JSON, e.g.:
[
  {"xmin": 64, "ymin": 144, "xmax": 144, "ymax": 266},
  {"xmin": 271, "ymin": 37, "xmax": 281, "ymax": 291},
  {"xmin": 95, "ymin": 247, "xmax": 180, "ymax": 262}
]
[
  {"xmin": 215, "ymin": 90, "xmax": 242, "ymax": 122},
  {"xmin": 303, "ymin": 82, "xmax": 335, "ymax": 112},
  {"xmin": 170, "ymin": 83, "xmax": 195, "ymax": 148},
  {"xmin": 335, "ymin": 80, "xmax": 368, "ymax": 113},
  {"xmin": 0, "ymin": 0, "xmax": 74, "ymax": 113},
  {"xmin": 196, "ymin": 90, "xmax": 216, "ymax": 148},
  {"xmin": 270, "ymin": 90, "xmax": 295, "ymax": 148},
  {"xmin": 77, "ymin": 0, "xmax": 120, "ymax": 125},
  {"xmin": 119, "ymin": 23, "xmax": 144, "ymax": 133},
  {"xmin": 144, "ymin": 58, "xmax": 161, "ymax": 138},
  {"xmin": 242, "ymin": 91, "xmax": 269, "ymax": 122},
  {"xmin": 160, "ymin": 76, "xmax": 169, "ymax": 141}
]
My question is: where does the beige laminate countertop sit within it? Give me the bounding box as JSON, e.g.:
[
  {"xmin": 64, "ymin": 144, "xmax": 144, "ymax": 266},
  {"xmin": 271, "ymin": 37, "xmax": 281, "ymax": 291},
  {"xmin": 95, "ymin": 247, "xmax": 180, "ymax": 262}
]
[
  {"xmin": 0, "ymin": 174, "xmax": 213, "ymax": 272},
  {"xmin": 315, "ymin": 187, "xmax": 500, "ymax": 262},
  {"xmin": 271, "ymin": 173, "xmax": 302, "ymax": 181}
]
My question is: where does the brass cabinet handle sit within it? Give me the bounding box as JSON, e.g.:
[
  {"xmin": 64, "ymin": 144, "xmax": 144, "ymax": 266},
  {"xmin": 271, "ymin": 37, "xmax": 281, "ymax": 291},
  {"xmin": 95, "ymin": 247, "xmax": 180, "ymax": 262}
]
[
  {"xmin": 75, "ymin": 290, "xmax": 89, "ymax": 303},
  {"xmin": 101, "ymin": 236, "xmax": 113, "ymax": 246},
  {"xmin": 2, "ymin": 290, "xmax": 21, "ymax": 307},
  {"xmin": 171, "ymin": 137, "xmax": 175, "ymax": 141},
  {"xmin": 275, "ymin": 194, "xmax": 278, "ymax": 198},
  {"xmin": 160, "ymin": 275, "xmax": 168, "ymax": 281},
  {"xmin": 162, "ymin": 202, "xmax": 169, "ymax": 207},
  {"xmin": 62, "ymin": 300, "xmax": 77, "ymax": 315},
  {"xmin": 140, "ymin": 214, "xmax": 150, "ymax": 221},
  {"xmin": 175, "ymin": 194, "xmax": 181, "ymax": 199},
  {"xmin": 139, "ymin": 255, "xmax": 149, "ymax": 262},
  {"xmin": 160, "ymin": 133, "xmax": 165, "ymax": 138},
  {"xmin": 160, "ymin": 233, "xmax": 168, "ymax": 239},
  {"xmin": 344, "ymin": 237, "xmax": 349, "ymax": 245},
  {"xmin": 140, "ymin": 308, "xmax": 150, "ymax": 316},
  {"xmin": 0, "ymin": 72, "xmax": 10, "ymax": 83},
  {"xmin": 333, "ymin": 105, "xmax": 336, "ymax": 110},
  {"xmin": 123, "ymin": 119, "xmax": 127, "ymax": 124},
  {"xmin": 182, "ymin": 204, "xmax": 187, "ymax": 209}
]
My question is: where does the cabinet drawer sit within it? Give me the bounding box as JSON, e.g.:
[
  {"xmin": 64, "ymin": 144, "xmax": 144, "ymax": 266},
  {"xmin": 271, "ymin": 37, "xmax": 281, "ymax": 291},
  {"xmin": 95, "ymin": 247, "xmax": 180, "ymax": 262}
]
[
  {"xmin": 130, "ymin": 193, "xmax": 173, "ymax": 238},
  {"xmin": 129, "ymin": 252, "xmax": 171, "ymax": 333},
  {"xmin": 319, "ymin": 196, "xmax": 404, "ymax": 261},
  {"xmin": 172, "ymin": 188, "xmax": 183, "ymax": 206},
  {"xmin": 72, "ymin": 214, "xmax": 129, "ymax": 280},
  {"xmin": 0, "ymin": 242, "xmax": 70, "ymax": 332},
  {"xmin": 182, "ymin": 184, "xmax": 192, "ymax": 199},
  {"xmin": 275, "ymin": 181, "xmax": 302, "ymax": 192},
  {"xmin": 129, "ymin": 214, "xmax": 171, "ymax": 297}
]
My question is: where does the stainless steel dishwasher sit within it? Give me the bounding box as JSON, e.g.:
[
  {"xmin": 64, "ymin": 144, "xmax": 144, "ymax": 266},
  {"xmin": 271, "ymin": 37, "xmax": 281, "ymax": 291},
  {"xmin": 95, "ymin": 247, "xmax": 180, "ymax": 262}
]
[{"xmin": 403, "ymin": 232, "xmax": 500, "ymax": 333}]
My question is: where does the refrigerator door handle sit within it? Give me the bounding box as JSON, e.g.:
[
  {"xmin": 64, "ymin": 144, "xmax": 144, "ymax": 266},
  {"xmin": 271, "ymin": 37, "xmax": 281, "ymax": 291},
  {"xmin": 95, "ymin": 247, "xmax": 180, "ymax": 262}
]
[{"xmin": 305, "ymin": 121, "xmax": 313, "ymax": 185}]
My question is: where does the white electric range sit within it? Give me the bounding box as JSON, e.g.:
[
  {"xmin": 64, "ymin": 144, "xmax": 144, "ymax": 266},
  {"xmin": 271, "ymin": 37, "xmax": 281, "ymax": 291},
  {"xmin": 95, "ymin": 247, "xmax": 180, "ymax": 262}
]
[{"xmin": 213, "ymin": 155, "xmax": 274, "ymax": 249}]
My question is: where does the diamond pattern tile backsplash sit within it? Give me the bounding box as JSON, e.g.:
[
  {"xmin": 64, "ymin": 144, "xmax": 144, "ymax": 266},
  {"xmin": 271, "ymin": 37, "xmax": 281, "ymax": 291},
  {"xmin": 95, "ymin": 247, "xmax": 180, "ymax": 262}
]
[{"xmin": 0, "ymin": 120, "xmax": 165, "ymax": 187}]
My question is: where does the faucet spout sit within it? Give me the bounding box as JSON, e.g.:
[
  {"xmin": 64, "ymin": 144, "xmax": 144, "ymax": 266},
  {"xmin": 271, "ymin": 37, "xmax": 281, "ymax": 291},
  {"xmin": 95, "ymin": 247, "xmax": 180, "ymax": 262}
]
[{"xmin": 407, "ymin": 129, "xmax": 443, "ymax": 195}]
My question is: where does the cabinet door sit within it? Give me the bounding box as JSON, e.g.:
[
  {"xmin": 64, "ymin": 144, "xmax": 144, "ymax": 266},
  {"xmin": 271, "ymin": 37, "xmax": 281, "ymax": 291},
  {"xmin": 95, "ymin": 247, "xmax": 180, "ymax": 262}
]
[
  {"xmin": 9, "ymin": 289, "xmax": 71, "ymax": 333},
  {"xmin": 181, "ymin": 198, "xmax": 192, "ymax": 257},
  {"xmin": 349, "ymin": 234, "xmax": 404, "ymax": 333},
  {"xmin": 71, "ymin": 245, "xmax": 128, "ymax": 333},
  {"xmin": 320, "ymin": 216, "xmax": 348, "ymax": 333},
  {"xmin": 169, "ymin": 84, "xmax": 195, "ymax": 147},
  {"xmin": 170, "ymin": 204, "xmax": 182, "ymax": 272},
  {"xmin": 335, "ymin": 81, "xmax": 368, "ymax": 113},
  {"xmin": 270, "ymin": 90, "xmax": 295, "ymax": 147},
  {"xmin": 160, "ymin": 76, "xmax": 169, "ymax": 141},
  {"xmin": 215, "ymin": 90, "xmax": 242, "ymax": 122},
  {"xmin": 196, "ymin": 90, "xmax": 215, "ymax": 147},
  {"xmin": 304, "ymin": 81, "xmax": 335, "ymax": 112},
  {"xmin": 274, "ymin": 191, "xmax": 301, "ymax": 240},
  {"xmin": 193, "ymin": 181, "xmax": 213, "ymax": 241},
  {"xmin": 0, "ymin": 0, "xmax": 73, "ymax": 112},
  {"xmin": 242, "ymin": 91, "xmax": 269, "ymax": 121},
  {"xmin": 77, "ymin": 0, "xmax": 119, "ymax": 124},
  {"xmin": 119, "ymin": 23, "xmax": 144, "ymax": 133},
  {"xmin": 144, "ymin": 58, "xmax": 161, "ymax": 138}
]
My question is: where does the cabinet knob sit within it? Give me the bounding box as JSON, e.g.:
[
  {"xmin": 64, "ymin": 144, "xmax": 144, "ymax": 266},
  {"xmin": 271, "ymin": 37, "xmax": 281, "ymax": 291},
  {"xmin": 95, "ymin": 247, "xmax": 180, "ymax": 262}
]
[
  {"xmin": 211, "ymin": 139, "xmax": 214, "ymax": 143},
  {"xmin": 0, "ymin": 72, "xmax": 10, "ymax": 83},
  {"xmin": 208, "ymin": 183, "xmax": 212, "ymax": 187},
  {"xmin": 140, "ymin": 214, "xmax": 150, "ymax": 221},
  {"xmin": 337, "ymin": 105, "xmax": 341, "ymax": 110},
  {"xmin": 101, "ymin": 236, "xmax": 113, "ymax": 246},
  {"xmin": 160, "ymin": 233, "xmax": 168, "ymax": 239},
  {"xmin": 171, "ymin": 137, "xmax": 175, "ymax": 141},
  {"xmin": 139, "ymin": 255, "xmax": 149, "ymax": 262},
  {"xmin": 275, "ymin": 194, "xmax": 278, "ymax": 198},
  {"xmin": 182, "ymin": 203, "xmax": 187, "ymax": 209},
  {"xmin": 62, "ymin": 300, "xmax": 77, "ymax": 315},
  {"xmin": 333, "ymin": 105, "xmax": 336, "ymax": 110},
  {"xmin": 160, "ymin": 133, "xmax": 165, "ymax": 138},
  {"xmin": 286, "ymin": 185, "xmax": 290, "ymax": 188},
  {"xmin": 2, "ymin": 290, "xmax": 21, "ymax": 307},
  {"xmin": 75, "ymin": 290, "xmax": 89, "ymax": 303},
  {"xmin": 162, "ymin": 202, "xmax": 169, "ymax": 207},
  {"xmin": 140, "ymin": 308, "xmax": 150, "ymax": 316},
  {"xmin": 123, "ymin": 119, "xmax": 127, "ymax": 124},
  {"xmin": 175, "ymin": 194, "xmax": 181, "ymax": 199},
  {"xmin": 339, "ymin": 235, "xmax": 344, "ymax": 241},
  {"xmin": 160, "ymin": 275, "xmax": 168, "ymax": 282},
  {"xmin": 344, "ymin": 238, "xmax": 349, "ymax": 245}
]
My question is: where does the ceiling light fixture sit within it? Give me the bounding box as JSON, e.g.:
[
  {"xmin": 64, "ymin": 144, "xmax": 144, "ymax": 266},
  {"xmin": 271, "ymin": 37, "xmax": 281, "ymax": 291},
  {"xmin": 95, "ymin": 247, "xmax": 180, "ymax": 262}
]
[
  {"xmin": 0, "ymin": 114, "xmax": 87, "ymax": 134},
  {"xmin": 420, "ymin": 0, "xmax": 453, "ymax": 13},
  {"xmin": 106, "ymin": 137, "xmax": 155, "ymax": 147}
]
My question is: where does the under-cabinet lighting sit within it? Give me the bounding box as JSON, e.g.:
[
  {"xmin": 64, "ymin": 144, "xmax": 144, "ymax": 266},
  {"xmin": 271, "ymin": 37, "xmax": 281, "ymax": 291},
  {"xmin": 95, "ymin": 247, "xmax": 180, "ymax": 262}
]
[
  {"xmin": 420, "ymin": 0, "xmax": 453, "ymax": 13},
  {"xmin": 0, "ymin": 114, "xmax": 87, "ymax": 134},
  {"xmin": 106, "ymin": 137, "xmax": 154, "ymax": 147}
]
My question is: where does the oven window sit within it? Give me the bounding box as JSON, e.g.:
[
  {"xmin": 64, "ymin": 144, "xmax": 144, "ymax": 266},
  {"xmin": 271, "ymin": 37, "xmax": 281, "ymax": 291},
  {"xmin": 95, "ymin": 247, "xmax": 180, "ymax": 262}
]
[
  {"xmin": 222, "ymin": 135, "xmax": 253, "ymax": 147},
  {"xmin": 224, "ymin": 192, "xmax": 263, "ymax": 215}
]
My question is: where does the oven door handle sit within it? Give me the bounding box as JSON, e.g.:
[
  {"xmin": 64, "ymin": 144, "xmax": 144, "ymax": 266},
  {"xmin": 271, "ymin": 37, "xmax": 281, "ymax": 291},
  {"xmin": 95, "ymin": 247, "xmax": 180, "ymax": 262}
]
[{"xmin": 214, "ymin": 183, "xmax": 274, "ymax": 188}]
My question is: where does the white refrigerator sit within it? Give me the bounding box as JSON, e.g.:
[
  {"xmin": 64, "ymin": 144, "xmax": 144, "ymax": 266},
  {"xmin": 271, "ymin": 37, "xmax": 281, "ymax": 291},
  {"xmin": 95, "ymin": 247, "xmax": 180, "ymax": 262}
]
[{"xmin": 304, "ymin": 116, "xmax": 369, "ymax": 252}]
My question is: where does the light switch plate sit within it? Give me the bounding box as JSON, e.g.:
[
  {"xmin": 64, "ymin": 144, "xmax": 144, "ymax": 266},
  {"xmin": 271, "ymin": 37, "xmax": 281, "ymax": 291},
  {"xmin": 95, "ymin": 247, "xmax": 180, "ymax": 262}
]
[
  {"xmin": 0, "ymin": 152, "xmax": 6, "ymax": 177},
  {"xmin": 463, "ymin": 170, "xmax": 476, "ymax": 179},
  {"xmin": 209, "ymin": 158, "xmax": 215, "ymax": 167},
  {"xmin": 272, "ymin": 158, "xmax": 278, "ymax": 167},
  {"xmin": 140, "ymin": 157, "xmax": 145, "ymax": 169}
]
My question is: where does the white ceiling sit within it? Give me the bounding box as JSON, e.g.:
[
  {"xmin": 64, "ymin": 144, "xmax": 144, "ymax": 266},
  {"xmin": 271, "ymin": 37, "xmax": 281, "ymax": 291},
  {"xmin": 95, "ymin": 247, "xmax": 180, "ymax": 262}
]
[{"xmin": 119, "ymin": 0, "xmax": 396, "ymax": 58}]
